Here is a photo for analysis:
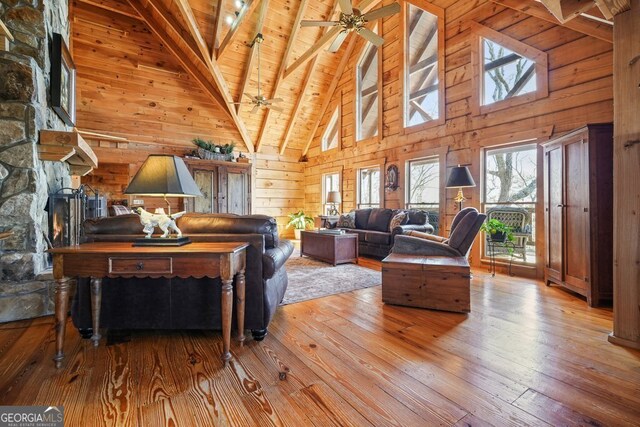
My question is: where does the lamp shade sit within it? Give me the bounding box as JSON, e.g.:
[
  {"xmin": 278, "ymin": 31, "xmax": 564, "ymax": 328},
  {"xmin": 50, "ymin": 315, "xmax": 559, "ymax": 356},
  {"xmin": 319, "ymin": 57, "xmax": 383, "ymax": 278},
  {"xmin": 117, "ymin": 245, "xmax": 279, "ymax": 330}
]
[
  {"xmin": 124, "ymin": 155, "xmax": 202, "ymax": 197},
  {"xmin": 445, "ymin": 165, "xmax": 476, "ymax": 188},
  {"xmin": 326, "ymin": 191, "xmax": 342, "ymax": 204}
]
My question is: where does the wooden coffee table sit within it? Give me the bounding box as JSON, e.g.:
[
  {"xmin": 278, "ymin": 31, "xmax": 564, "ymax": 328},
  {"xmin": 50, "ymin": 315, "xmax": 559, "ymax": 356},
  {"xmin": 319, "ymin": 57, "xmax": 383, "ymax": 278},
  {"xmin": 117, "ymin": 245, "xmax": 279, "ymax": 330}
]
[{"xmin": 300, "ymin": 230, "xmax": 358, "ymax": 266}]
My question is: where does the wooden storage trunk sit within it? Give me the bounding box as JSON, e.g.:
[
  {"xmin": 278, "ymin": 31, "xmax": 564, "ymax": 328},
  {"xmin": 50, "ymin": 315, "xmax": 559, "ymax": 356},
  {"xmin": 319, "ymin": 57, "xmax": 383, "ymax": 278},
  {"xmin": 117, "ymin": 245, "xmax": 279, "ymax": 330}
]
[{"xmin": 381, "ymin": 254, "xmax": 471, "ymax": 313}]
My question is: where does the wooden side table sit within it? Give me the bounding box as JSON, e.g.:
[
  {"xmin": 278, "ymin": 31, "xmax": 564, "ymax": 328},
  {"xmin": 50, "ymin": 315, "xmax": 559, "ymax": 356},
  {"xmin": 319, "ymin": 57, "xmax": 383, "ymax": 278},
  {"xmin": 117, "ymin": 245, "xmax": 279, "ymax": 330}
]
[
  {"xmin": 48, "ymin": 242, "xmax": 248, "ymax": 368},
  {"xmin": 300, "ymin": 230, "xmax": 358, "ymax": 266}
]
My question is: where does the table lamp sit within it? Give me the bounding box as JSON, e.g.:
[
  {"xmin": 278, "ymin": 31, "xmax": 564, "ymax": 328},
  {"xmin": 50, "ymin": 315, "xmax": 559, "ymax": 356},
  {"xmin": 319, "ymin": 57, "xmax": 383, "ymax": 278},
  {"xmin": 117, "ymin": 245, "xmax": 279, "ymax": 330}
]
[
  {"xmin": 445, "ymin": 165, "xmax": 475, "ymax": 210},
  {"xmin": 125, "ymin": 155, "xmax": 202, "ymax": 245},
  {"xmin": 326, "ymin": 191, "xmax": 342, "ymax": 215}
]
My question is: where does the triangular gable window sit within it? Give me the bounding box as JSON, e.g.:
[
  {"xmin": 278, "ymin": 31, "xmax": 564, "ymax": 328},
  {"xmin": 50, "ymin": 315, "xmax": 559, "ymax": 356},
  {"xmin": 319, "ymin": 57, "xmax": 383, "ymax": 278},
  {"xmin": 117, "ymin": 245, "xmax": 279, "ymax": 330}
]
[{"xmin": 471, "ymin": 23, "xmax": 548, "ymax": 115}]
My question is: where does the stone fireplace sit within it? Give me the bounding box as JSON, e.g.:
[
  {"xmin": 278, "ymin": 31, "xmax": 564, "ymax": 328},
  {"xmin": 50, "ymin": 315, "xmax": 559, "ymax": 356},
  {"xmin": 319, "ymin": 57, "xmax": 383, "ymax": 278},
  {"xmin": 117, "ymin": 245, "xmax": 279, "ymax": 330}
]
[{"xmin": 0, "ymin": 0, "xmax": 73, "ymax": 322}]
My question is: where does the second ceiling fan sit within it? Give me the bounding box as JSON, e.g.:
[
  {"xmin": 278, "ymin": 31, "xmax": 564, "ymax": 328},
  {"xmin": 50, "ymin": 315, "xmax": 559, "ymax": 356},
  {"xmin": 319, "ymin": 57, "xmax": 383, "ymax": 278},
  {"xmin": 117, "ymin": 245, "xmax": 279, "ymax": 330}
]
[{"xmin": 301, "ymin": 0, "xmax": 400, "ymax": 53}]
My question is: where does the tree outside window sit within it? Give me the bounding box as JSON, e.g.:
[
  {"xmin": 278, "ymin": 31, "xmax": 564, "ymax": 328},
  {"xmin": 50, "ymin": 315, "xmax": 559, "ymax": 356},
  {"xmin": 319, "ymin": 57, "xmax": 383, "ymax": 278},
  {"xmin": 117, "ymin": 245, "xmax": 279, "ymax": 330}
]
[
  {"xmin": 406, "ymin": 157, "xmax": 440, "ymax": 232},
  {"xmin": 358, "ymin": 167, "xmax": 380, "ymax": 209},
  {"xmin": 322, "ymin": 173, "xmax": 340, "ymax": 215}
]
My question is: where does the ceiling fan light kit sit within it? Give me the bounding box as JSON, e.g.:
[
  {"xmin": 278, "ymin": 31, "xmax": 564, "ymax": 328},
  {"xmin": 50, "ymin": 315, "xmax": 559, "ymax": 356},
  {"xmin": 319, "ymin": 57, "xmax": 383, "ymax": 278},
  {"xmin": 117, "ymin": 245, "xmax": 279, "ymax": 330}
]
[{"xmin": 301, "ymin": 0, "xmax": 400, "ymax": 53}]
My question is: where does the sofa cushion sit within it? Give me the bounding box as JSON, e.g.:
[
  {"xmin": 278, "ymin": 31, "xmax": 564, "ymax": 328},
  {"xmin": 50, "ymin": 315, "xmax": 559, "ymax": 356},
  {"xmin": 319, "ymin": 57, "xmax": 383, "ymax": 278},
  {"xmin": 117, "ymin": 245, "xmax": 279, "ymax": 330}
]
[
  {"xmin": 346, "ymin": 229, "xmax": 368, "ymax": 242},
  {"xmin": 407, "ymin": 210, "xmax": 428, "ymax": 225},
  {"xmin": 367, "ymin": 208, "xmax": 394, "ymax": 232},
  {"xmin": 365, "ymin": 230, "xmax": 391, "ymax": 245},
  {"xmin": 177, "ymin": 214, "xmax": 279, "ymax": 249},
  {"xmin": 83, "ymin": 214, "xmax": 145, "ymax": 235},
  {"xmin": 337, "ymin": 211, "xmax": 356, "ymax": 228},
  {"xmin": 354, "ymin": 209, "xmax": 372, "ymax": 229}
]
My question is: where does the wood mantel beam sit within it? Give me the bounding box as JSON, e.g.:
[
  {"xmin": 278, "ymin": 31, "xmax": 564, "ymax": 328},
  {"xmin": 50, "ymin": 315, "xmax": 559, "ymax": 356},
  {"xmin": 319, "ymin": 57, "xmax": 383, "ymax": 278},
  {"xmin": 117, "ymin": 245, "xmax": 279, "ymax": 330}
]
[
  {"xmin": 218, "ymin": 0, "xmax": 261, "ymax": 59},
  {"xmin": 173, "ymin": 0, "xmax": 255, "ymax": 152},
  {"xmin": 254, "ymin": 0, "xmax": 309, "ymax": 152},
  {"xmin": 491, "ymin": 0, "xmax": 613, "ymax": 43},
  {"xmin": 283, "ymin": 0, "xmax": 381, "ymax": 81}
]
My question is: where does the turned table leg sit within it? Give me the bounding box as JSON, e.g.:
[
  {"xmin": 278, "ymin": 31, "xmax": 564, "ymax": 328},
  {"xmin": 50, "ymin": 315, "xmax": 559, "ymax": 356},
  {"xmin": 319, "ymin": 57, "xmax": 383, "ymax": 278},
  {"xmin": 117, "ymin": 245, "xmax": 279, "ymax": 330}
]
[
  {"xmin": 53, "ymin": 276, "xmax": 71, "ymax": 369},
  {"xmin": 236, "ymin": 268, "xmax": 246, "ymax": 345},
  {"xmin": 90, "ymin": 278, "xmax": 102, "ymax": 347},
  {"xmin": 220, "ymin": 277, "xmax": 233, "ymax": 366}
]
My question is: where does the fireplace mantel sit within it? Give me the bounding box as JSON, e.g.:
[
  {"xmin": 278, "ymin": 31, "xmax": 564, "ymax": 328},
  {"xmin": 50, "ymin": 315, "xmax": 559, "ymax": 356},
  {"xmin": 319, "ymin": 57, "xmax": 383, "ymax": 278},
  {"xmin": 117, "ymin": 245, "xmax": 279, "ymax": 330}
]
[{"xmin": 39, "ymin": 130, "xmax": 98, "ymax": 176}]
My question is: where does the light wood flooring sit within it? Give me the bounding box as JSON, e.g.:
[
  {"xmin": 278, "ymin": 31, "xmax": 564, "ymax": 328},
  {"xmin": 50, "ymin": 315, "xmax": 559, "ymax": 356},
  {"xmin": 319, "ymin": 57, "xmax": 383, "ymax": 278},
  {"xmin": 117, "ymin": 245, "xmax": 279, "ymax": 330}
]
[{"xmin": 1, "ymin": 264, "xmax": 639, "ymax": 426}]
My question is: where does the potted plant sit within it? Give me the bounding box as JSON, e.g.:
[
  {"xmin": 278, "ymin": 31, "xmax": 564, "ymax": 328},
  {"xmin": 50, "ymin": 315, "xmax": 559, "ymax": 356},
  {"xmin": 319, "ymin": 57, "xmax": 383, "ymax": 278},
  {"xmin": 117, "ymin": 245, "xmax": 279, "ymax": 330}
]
[
  {"xmin": 286, "ymin": 210, "xmax": 313, "ymax": 240},
  {"xmin": 480, "ymin": 218, "xmax": 514, "ymax": 243}
]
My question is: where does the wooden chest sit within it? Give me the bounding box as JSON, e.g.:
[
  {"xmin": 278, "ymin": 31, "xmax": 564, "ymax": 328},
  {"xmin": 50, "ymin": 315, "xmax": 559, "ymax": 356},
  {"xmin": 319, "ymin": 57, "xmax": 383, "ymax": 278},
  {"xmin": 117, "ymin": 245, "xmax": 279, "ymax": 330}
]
[{"xmin": 381, "ymin": 254, "xmax": 471, "ymax": 313}]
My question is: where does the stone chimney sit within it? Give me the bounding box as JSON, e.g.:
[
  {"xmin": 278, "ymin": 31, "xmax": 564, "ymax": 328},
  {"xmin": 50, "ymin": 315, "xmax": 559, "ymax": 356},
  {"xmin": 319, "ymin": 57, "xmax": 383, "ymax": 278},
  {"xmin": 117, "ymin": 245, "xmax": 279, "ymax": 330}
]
[{"xmin": 0, "ymin": 0, "xmax": 73, "ymax": 322}]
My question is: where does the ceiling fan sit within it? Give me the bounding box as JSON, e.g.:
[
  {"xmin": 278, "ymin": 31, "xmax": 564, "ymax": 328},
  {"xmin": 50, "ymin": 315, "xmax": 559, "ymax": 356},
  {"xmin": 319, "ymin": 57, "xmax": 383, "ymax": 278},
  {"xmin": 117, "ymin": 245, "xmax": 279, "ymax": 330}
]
[
  {"xmin": 233, "ymin": 34, "xmax": 284, "ymax": 114},
  {"xmin": 301, "ymin": 0, "xmax": 400, "ymax": 53}
]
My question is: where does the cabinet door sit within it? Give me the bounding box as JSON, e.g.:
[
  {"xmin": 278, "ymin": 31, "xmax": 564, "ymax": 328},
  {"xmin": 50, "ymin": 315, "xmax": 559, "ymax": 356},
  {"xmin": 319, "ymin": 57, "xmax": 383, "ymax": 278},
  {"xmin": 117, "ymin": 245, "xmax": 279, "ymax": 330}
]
[
  {"xmin": 545, "ymin": 146, "xmax": 563, "ymax": 280},
  {"xmin": 563, "ymin": 138, "xmax": 589, "ymax": 291},
  {"xmin": 193, "ymin": 169, "xmax": 218, "ymax": 213},
  {"xmin": 219, "ymin": 166, "xmax": 251, "ymax": 215}
]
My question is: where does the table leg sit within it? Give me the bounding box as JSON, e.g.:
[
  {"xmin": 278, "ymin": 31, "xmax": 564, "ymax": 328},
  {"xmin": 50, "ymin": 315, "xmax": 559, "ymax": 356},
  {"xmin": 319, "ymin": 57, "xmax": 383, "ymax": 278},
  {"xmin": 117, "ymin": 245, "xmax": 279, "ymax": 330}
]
[
  {"xmin": 53, "ymin": 277, "xmax": 71, "ymax": 368},
  {"xmin": 90, "ymin": 278, "xmax": 102, "ymax": 347},
  {"xmin": 220, "ymin": 276, "xmax": 233, "ymax": 365},
  {"xmin": 236, "ymin": 269, "xmax": 246, "ymax": 345}
]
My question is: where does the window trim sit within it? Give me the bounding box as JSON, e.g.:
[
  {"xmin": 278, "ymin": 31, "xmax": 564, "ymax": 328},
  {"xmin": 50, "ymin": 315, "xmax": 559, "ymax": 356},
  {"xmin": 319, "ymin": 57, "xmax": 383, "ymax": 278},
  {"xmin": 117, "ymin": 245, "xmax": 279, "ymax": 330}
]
[
  {"xmin": 400, "ymin": 0, "xmax": 445, "ymax": 134},
  {"xmin": 355, "ymin": 23, "xmax": 382, "ymax": 143},
  {"xmin": 356, "ymin": 164, "xmax": 383, "ymax": 209},
  {"xmin": 470, "ymin": 22, "xmax": 548, "ymax": 117},
  {"xmin": 321, "ymin": 170, "xmax": 342, "ymax": 215},
  {"xmin": 321, "ymin": 103, "xmax": 341, "ymax": 153}
]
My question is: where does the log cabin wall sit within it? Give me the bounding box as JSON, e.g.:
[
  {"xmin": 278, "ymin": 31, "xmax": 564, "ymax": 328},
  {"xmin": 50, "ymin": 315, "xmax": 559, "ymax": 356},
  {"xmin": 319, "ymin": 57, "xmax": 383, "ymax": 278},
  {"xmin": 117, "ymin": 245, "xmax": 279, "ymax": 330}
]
[
  {"xmin": 303, "ymin": 0, "xmax": 614, "ymax": 274},
  {"xmin": 73, "ymin": 0, "xmax": 304, "ymax": 237}
]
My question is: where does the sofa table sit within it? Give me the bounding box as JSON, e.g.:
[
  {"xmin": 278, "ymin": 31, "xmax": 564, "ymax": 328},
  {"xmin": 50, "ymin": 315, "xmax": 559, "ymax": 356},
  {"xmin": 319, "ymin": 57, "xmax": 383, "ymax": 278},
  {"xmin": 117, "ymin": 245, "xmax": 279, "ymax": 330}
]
[
  {"xmin": 300, "ymin": 230, "xmax": 358, "ymax": 266},
  {"xmin": 49, "ymin": 242, "xmax": 248, "ymax": 368}
]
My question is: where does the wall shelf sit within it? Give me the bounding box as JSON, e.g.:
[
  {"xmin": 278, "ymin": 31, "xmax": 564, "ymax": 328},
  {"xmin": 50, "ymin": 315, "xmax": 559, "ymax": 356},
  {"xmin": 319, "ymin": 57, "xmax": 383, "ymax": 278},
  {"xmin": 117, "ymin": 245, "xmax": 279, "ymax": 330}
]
[{"xmin": 39, "ymin": 130, "xmax": 98, "ymax": 176}]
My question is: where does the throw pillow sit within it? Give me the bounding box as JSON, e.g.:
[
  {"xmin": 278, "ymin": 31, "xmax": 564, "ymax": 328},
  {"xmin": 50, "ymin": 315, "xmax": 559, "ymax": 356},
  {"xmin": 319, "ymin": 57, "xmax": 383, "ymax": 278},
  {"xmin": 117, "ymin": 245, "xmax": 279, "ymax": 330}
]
[
  {"xmin": 389, "ymin": 212, "xmax": 407, "ymax": 232},
  {"xmin": 337, "ymin": 211, "xmax": 356, "ymax": 228}
]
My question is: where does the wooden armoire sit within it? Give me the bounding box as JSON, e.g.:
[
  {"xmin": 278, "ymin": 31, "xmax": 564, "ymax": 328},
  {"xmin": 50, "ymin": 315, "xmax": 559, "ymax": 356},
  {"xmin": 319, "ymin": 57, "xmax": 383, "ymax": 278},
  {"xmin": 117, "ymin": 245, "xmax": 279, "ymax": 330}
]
[
  {"xmin": 181, "ymin": 158, "xmax": 252, "ymax": 215},
  {"xmin": 542, "ymin": 124, "xmax": 613, "ymax": 307}
]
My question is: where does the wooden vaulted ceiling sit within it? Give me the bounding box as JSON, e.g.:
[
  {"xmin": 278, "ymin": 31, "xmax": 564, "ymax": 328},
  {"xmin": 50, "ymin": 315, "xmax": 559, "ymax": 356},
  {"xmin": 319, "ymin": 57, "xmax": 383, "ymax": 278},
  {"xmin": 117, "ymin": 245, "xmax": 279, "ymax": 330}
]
[{"xmin": 72, "ymin": 0, "xmax": 625, "ymax": 158}]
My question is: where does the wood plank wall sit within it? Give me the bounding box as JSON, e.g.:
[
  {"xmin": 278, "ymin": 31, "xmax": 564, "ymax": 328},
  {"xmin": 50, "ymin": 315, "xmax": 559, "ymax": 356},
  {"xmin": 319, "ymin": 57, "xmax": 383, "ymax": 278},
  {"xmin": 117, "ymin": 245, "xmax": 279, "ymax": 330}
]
[
  {"xmin": 303, "ymin": 0, "xmax": 614, "ymax": 273},
  {"xmin": 73, "ymin": 1, "xmax": 303, "ymax": 237}
]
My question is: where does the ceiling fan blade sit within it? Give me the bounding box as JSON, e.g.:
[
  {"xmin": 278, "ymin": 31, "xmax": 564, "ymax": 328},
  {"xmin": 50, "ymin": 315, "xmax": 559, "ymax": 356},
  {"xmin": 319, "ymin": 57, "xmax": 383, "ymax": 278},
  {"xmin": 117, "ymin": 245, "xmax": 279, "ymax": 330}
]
[
  {"xmin": 362, "ymin": 2, "xmax": 400, "ymax": 21},
  {"xmin": 250, "ymin": 104, "xmax": 260, "ymax": 114},
  {"xmin": 328, "ymin": 31, "xmax": 348, "ymax": 53},
  {"xmin": 244, "ymin": 93, "xmax": 255, "ymax": 100},
  {"xmin": 267, "ymin": 104, "xmax": 284, "ymax": 113},
  {"xmin": 301, "ymin": 20, "xmax": 339, "ymax": 27},
  {"xmin": 358, "ymin": 27, "xmax": 384, "ymax": 47},
  {"xmin": 338, "ymin": 0, "xmax": 353, "ymax": 15},
  {"xmin": 266, "ymin": 98, "xmax": 284, "ymax": 103}
]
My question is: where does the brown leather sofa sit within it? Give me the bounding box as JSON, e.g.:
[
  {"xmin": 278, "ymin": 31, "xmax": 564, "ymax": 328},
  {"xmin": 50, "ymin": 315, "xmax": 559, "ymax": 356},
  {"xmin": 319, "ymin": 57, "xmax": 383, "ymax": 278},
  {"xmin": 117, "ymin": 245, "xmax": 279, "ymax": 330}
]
[
  {"xmin": 71, "ymin": 213, "xmax": 293, "ymax": 341},
  {"xmin": 334, "ymin": 208, "xmax": 435, "ymax": 258}
]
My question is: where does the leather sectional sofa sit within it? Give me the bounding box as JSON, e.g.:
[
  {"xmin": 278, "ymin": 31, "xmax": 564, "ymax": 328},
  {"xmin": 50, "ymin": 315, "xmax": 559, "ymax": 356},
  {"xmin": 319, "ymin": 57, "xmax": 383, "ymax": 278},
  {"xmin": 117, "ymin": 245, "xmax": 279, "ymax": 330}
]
[
  {"xmin": 334, "ymin": 208, "xmax": 435, "ymax": 258},
  {"xmin": 72, "ymin": 213, "xmax": 293, "ymax": 341}
]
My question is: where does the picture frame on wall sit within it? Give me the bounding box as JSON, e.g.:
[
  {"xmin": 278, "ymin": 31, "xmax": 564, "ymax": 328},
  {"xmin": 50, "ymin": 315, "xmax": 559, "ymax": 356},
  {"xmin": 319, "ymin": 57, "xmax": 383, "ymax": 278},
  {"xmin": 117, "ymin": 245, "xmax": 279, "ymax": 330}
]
[{"xmin": 50, "ymin": 32, "xmax": 76, "ymax": 127}]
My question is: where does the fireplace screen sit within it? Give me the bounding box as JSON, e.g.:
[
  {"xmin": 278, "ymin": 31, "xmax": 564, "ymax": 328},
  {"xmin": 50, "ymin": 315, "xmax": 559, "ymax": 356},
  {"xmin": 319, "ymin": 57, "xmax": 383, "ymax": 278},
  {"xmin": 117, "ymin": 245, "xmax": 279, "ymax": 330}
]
[{"xmin": 47, "ymin": 185, "xmax": 105, "ymax": 248}]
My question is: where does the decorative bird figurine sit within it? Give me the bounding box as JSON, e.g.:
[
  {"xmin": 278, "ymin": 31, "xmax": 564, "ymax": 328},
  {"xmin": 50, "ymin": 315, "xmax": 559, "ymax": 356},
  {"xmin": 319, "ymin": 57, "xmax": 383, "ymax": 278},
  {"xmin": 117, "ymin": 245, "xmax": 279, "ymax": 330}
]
[{"xmin": 132, "ymin": 207, "xmax": 186, "ymax": 239}]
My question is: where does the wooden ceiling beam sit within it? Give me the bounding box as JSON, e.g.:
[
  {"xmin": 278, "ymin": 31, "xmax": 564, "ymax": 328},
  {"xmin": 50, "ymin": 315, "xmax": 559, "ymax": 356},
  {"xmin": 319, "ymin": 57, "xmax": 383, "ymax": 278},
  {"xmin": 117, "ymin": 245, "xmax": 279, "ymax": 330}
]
[
  {"xmin": 283, "ymin": 0, "xmax": 382, "ymax": 81},
  {"xmin": 279, "ymin": 1, "xmax": 340, "ymax": 155},
  {"xmin": 491, "ymin": 0, "xmax": 613, "ymax": 43},
  {"xmin": 302, "ymin": 35, "xmax": 358, "ymax": 157},
  {"xmin": 218, "ymin": 0, "xmax": 261, "ymax": 59},
  {"xmin": 76, "ymin": 0, "xmax": 142, "ymax": 20},
  {"xmin": 594, "ymin": 0, "xmax": 630, "ymax": 18},
  {"xmin": 172, "ymin": 0, "xmax": 255, "ymax": 152},
  {"xmin": 254, "ymin": 0, "xmax": 309, "ymax": 152},
  {"xmin": 540, "ymin": 0, "xmax": 598, "ymax": 23},
  {"xmin": 237, "ymin": 0, "xmax": 270, "ymax": 113},
  {"xmin": 211, "ymin": 0, "xmax": 225, "ymax": 57}
]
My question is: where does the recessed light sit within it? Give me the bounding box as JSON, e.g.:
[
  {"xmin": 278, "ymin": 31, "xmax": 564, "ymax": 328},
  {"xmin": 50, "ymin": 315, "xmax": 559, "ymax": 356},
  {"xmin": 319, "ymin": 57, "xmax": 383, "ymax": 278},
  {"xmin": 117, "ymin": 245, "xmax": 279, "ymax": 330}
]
[
  {"xmin": 235, "ymin": 0, "xmax": 244, "ymax": 9},
  {"xmin": 225, "ymin": 15, "xmax": 234, "ymax": 25}
]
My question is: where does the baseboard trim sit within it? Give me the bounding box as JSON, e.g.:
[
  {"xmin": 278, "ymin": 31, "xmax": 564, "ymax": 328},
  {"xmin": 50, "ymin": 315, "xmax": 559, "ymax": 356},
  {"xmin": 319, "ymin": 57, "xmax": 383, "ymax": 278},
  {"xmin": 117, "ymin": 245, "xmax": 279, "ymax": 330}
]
[{"xmin": 608, "ymin": 333, "xmax": 640, "ymax": 350}]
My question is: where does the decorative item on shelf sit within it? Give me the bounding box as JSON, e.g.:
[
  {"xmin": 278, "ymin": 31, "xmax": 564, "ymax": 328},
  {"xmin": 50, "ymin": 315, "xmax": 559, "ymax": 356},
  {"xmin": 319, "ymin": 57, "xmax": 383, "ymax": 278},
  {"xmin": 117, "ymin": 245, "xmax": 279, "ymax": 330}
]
[
  {"xmin": 50, "ymin": 33, "xmax": 76, "ymax": 126},
  {"xmin": 446, "ymin": 165, "xmax": 476, "ymax": 210},
  {"xmin": 124, "ymin": 155, "xmax": 202, "ymax": 246},
  {"xmin": 286, "ymin": 210, "xmax": 314, "ymax": 240},
  {"xmin": 385, "ymin": 164, "xmax": 399, "ymax": 191},
  {"xmin": 236, "ymin": 152, "xmax": 250, "ymax": 163},
  {"xmin": 192, "ymin": 138, "xmax": 236, "ymax": 161},
  {"xmin": 326, "ymin": 191, "xmax": 342, "ymax": 216}
]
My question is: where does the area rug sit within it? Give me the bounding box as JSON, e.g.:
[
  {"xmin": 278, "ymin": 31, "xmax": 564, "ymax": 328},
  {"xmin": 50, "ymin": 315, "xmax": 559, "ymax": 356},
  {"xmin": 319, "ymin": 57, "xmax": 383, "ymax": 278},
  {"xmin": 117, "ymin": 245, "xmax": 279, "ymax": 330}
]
[{"xmin": 281, "ymin": 252, "xmax": 381, "ymax": 305}]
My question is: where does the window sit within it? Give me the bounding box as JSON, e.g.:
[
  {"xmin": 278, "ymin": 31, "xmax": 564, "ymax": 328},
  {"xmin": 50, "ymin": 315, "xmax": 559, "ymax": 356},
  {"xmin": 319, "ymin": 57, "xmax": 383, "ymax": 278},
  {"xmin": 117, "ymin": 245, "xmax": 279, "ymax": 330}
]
[
  {"xmin": 405, "ymin": 157, "xmax": 440, "ymax": 232},
  {"xmin": 322, "ymin": 172, "xmax": 341, "ymax": 215},
  {"xmin": 482, "ymin": 143, "xmax": 538, "ymax": 265},
  {"xmin": 471, "ymin": 23, "xmax": 548, "ymax": 116},
  {"xmin": 357, "ymin": 167, "xmax": 381, "ymax": 209},
  {"xmin": 356, "ymin": 30, "xmax": 379, "ymax": 141},
  {"xmin": 404, "ymin": 2, "xmax": 443, "ymax": 128},
  {"xmin": 322, "ymin": 107, "xmax": 340, "ymax": 151}
]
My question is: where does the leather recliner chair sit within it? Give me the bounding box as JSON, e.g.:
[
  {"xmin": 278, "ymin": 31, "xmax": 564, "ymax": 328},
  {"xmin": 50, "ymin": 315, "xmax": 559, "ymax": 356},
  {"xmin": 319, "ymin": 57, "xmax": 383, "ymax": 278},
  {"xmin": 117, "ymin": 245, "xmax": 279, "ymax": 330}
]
[{"xmin": 71, "ymin": 213, "xmax": 293, "ymax": 341}]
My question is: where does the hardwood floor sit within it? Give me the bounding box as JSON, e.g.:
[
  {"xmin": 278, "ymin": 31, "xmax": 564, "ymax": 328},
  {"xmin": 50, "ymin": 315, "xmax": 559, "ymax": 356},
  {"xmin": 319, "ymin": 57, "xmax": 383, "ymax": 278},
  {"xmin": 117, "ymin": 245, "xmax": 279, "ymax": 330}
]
[{"xmin": 1, "ymin": 266, "xmax": 639, "ymax": 426}]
